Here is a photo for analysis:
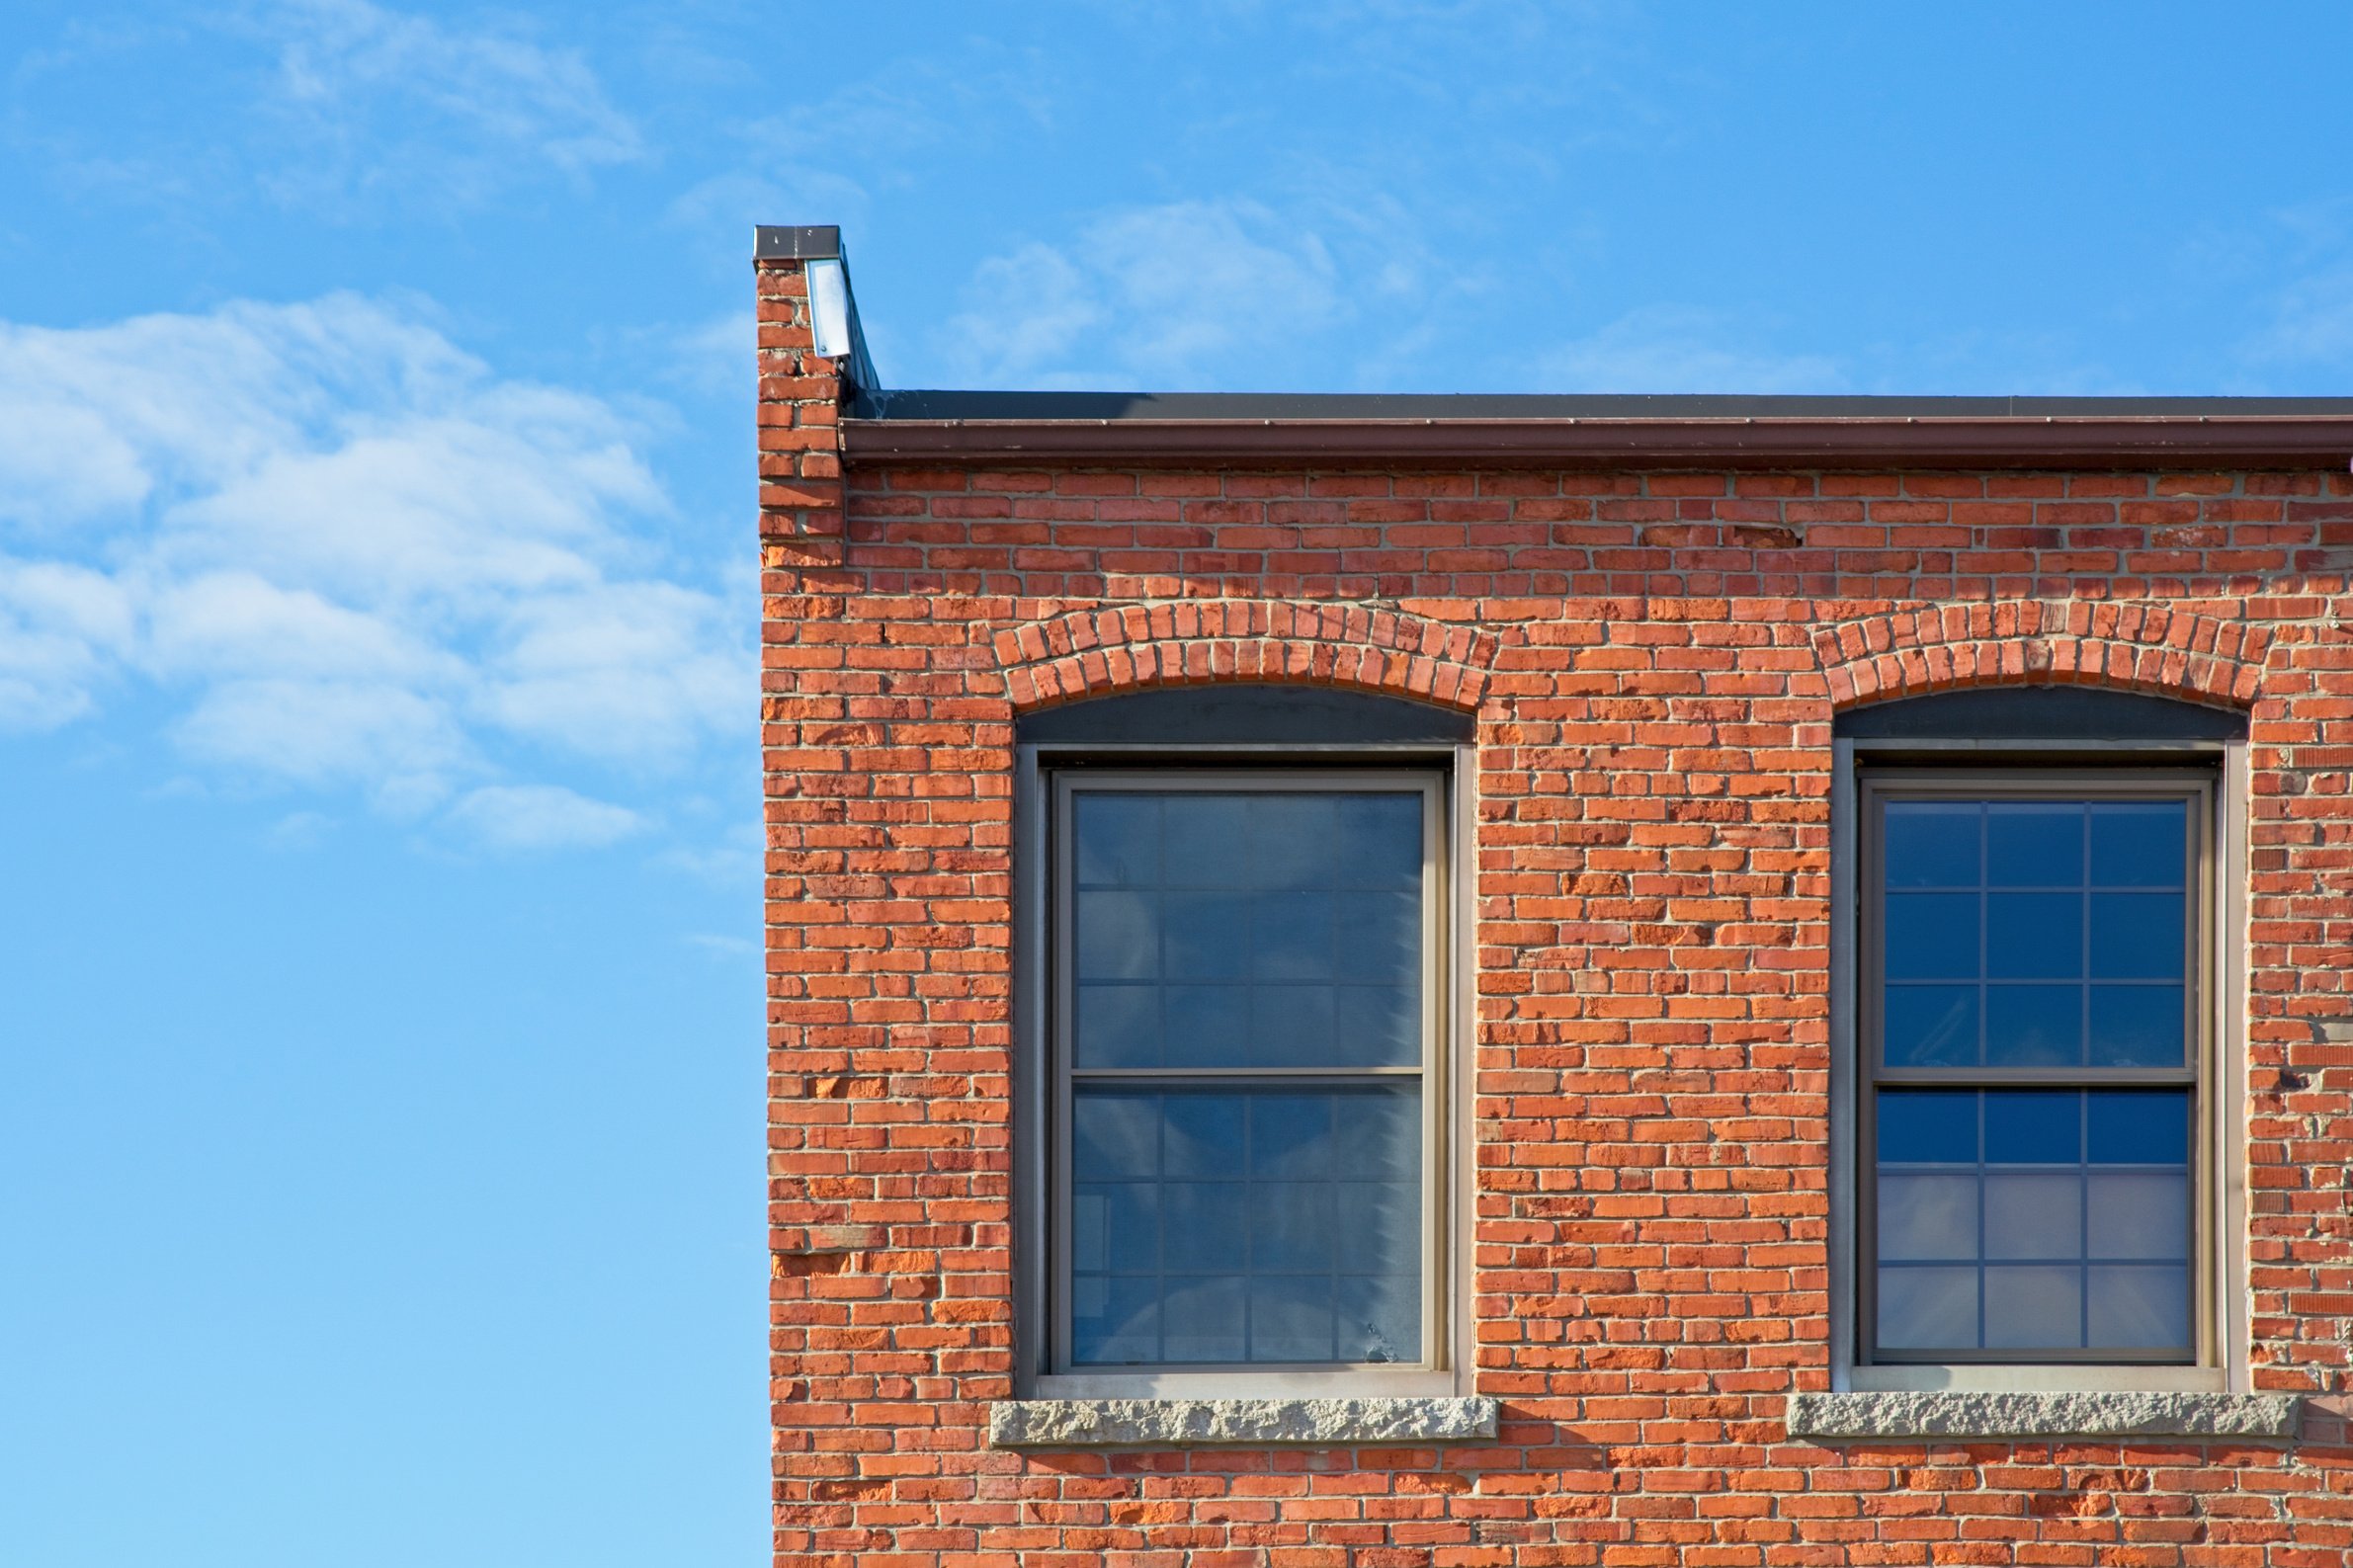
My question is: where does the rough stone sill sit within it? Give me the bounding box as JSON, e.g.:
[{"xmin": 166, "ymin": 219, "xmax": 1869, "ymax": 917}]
[
  {"xmin": 1788, "ymin": 1391, "xmax": 2302, "ymax": 1443},
  {"xmin": 989, "ymin": 1396, "xmax": 1498, "ymax": 1449}
]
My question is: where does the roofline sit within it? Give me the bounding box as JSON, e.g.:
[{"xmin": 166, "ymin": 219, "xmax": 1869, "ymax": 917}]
[{"xmin": 842, "ymin": 393, "xmax": 2353, "ymax": 469}]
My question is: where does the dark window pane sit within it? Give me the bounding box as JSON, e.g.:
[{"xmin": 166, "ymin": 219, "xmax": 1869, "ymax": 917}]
[
  {"xmin": 2086, "ymin": 1264, "xmax": 2191, "ymax": 1351},
  {"xmin": 1163, "ymin": 985, "xmax": 1251, "ymax": 1068},
  {"xmin": 1073, "ymin": 1092, "xmax": 1159, "ymax": 1180},
  {"xmin": 1885, "ymin": 892, "xmax": 1978, "ymax": 979},
  {"xmin": 1984, "ymin": 984, "xmax": 2082, "ymax": 1067},
  {"xmin": 1334, "ymin": 889, "xmax": 1418, "ymax": 984},
  {"xmin": 1984, "ymin": 1090, "xmax": 2079, "ymax": 1164},
  {"xmin": 1336, "ymin": 1274, "xmax": 1420, "ymax": 1363},
  {"xmin": 1249, "ymin": 984, "xmax": 1336, "ymax": 1065},
  {"xmin": 1986, "ymin": 892, "xmax": 2083, "ymax": 979},
  {"xmin": 1072, "ymin": 1182, "xmax": 1159, "ymax": 1273},
  {"xmin": 2090, "ymin": 800, "xmax": 2186, "ymax": 888},
  {"xmin": 1162, "ymin": 794, "xmax": 1254, "ymax": 888},
  {"xmin": 1248, "ymin": 1276, "xmax": 1335, "ymax": 1362},
  {"xmin": 1250, "ymin": 890, "xmax": 1336, "ymax": 980},
  {"xmin": 1075, "ymin": 889, "xmax": 1158, "ymax": 979},
  {"xmin": 1983, "ymin": 1265, "xmax": 2083, "ymax": 1350},
  {"xmin": 1162, "ymin": 1093, "xmax": 1247, "ymax": 1176},
  {"xmin": 2089, "ymin": 892, "xmax": 2185, "ymax": 979},
  {"xmin": 1074, "ymin": 983, "xmax": 1161, "ymax": 1067},
  {"xmin": 1070, "ymin": 1275, "xmax": 1159, "ymax": 1363},
  {"xmin": 1160, "ymin": 1276, "xmax": 1246, "ymax": 1362},
  {"xmin": 1334, "ymin": 1086, "xmax": 1421, "ymax": 1178},
  {"xmin": 1877, "ymin": 1090, "xmax": 1976, "ymax": 1164},
  {"xmin": 1878, "ymin": 1265, "xmax": 1978, "ymax": 1350},
  {"xmin": 1163, "ymin": 890, "xmax": 1250, "ymax": 979},
  {"xmin": 1987, "ymin": 803, "xmax": 2083, "ymax": 888},
  {"xmin": 1250, "ymin": 1182, "xmax": 1337, "ymax": 1274},
  {"xmin": 1162, "ymin": 1183, "xmax": 1248, "ymax": 1273},
  {"xmin": 1884, "ymin": 984, "xmax": 1979, "ymax": 1067},
  {"xmin": 1246, "ymin": 796, "xmax": 1339, "ymax": 889},
  {"xmin": 1885, "ymin": 802, "xmax": 1981, "ymax": 888},
  {"xmin": 1250, "ymin": 1094, "xmax": 1337, "ymax": 1179},
  {"xmin": 1334, "ymin": 793, "xmax": 1423, "ymax": 890},
  {"xmin": 2088, "ymin": 984, "xmax": 2186, "ymax": 1068},
  {"xmin": 1074, "ymin": 795, "xmax": 1160, "ymax": 886},
  {"xmin": 1335, "ymin": 1181, "xmax": 1420, "ymax": 1274},
  {"xmin": 1334, "ymin": 983, "xmax": 1419, "ymax": 1067},
  {"xmin": 2088, "ymin": 1090, "xmax": 2189, "ymax": 1165}
]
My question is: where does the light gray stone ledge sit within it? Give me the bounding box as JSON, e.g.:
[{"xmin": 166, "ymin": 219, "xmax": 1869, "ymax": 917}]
[
  {"xmin": 988, "ymin": 1396, "xmax": 1499, "ymax": 1449},
  {"xmin": 1787, "ymin": 1391, "xmax": 2302, "ymax": 1443}
]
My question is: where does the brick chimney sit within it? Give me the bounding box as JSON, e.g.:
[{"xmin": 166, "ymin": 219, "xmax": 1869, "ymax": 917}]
[{"xmin": 753, "ymin": 224, "xmax": 866, "ymax": 576}]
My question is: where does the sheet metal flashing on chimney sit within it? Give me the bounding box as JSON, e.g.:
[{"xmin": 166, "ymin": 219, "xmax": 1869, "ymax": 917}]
[{"xmin": 754, "ymin": 225, "xmax": 843, "ymax": 261}]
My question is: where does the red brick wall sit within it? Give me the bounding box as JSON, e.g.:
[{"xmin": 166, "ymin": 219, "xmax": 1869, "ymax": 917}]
[{"xmin": 762, "ymin": 262, "xmax": 2353, "ymax": 1567}]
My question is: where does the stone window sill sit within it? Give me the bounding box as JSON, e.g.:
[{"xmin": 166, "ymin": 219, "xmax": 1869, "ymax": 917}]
[
  {"xmin": 1787, "ymin": 1390, "xmax": 2302, "ymax": 1443},
  {"xmin": 988, "ymin": 1396, "xmax": 1499, "ymax": 1449}
]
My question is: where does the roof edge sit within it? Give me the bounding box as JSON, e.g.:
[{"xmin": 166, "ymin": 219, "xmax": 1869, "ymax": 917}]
[{"xmin": 843, "ymin": 411, "xmax": 2353, "ymax": 470}]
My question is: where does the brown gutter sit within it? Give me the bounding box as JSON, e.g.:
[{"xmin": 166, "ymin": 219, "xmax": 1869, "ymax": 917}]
[{"xmin": 842, "ymin": 415, "xmax": 2353, "ymax": 470}]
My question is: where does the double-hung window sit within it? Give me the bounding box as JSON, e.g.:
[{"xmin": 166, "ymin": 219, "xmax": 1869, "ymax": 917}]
[
  {"xmin": 1864, "ymin": 773, "xmax": 2207, "ymax": 1362},
  {"xmin": 1017, "ymin": 685, "xmax": 1466, "ymax": 1394},
  {"xmin": 1052, "ymin": 773, "xmax": 1440, "ymax": 1371}
]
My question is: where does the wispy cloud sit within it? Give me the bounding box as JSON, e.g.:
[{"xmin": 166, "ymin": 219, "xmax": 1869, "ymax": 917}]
[
  {"xmin": 446, "ymin": 783, "xmax": 644, "ymax": 851},
  {"xmin": 0, "ymin": 292, "xmax": 748, "ymax": 832},
  {"xmin": 1533, "ymin": 305, "xmax": 1843, "ymax": 393}
]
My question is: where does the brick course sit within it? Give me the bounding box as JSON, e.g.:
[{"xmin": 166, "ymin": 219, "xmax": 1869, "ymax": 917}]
[{"xmin": 761, "ymin": 257, "xmax": 2353, "ymax": 1565}]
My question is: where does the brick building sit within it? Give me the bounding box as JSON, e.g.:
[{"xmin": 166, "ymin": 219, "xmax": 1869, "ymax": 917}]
[{"xmin": 760, "ymin": 225, "xmax": 2353, "ymax": 1566}]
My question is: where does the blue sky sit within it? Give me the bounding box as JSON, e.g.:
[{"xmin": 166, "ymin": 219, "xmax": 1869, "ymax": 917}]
[{"xmin": 5, "ymin": 3, "xmax": 2353, "ymax": 1563}]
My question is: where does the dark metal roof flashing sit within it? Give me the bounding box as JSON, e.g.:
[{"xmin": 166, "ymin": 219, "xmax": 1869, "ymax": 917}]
[{"xmin": 753, "ymin": 224, "xmax": 881, "ymax": 397}]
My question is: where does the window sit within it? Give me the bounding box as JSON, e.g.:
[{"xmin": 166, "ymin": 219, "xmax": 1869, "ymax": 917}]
[
  {"xmin": 1049, "ymin": 772, "xmax": 1442, "ymax": 1373},
  {"xmin": 1862, "ymin": 774, "xmax": 2207, "ymax": 1363}
]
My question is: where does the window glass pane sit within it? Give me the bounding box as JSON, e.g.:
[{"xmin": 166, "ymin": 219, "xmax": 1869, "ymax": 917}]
[
  {"xmin": 1986, "ymin": 892, "xmax": 2082, "ymax": 979},
  {"xmin": 1987, "ymin": 803, "xmax": 2082, "ymax": 887},
  {"xmin": 1075, "ymin": 795, "xmax": 1160, "ymax": 885},
  {"xmin": 1334, "ymin": 794, "xmax": 1423, "ymax": 890},
  {"xmin": 1075, "ymin": 983, "xmax": 1161, "ymax": 1067},
  {"xmin": 1162, "ymin": 985, "xmax": 1250, "ymax": 1068},
  {"xmin": 1075, "ymin": 888, "xmax": 1157, "ymax": 979},
  {"xmin": 1163, "ymin": 890, "xmax": 1250, "ymax": 979},
  {"xmin": 1160, "ymin": 1277, "xmax": 1246, "ymax": 1362},
  {"xmin": 1334, "ymin": 984, "xmax": 1418, "ymax": 1067},
  {"xmin": 1885, "ymin": 893, "xmax": 1977, "ymax": 979},
  {"xmin": 2088, "ymin": 1090, "xmax": 2189, "ymax": 1165},
  {"xmin": 1068, "ymin": 1085, "xmax": 1422, "ymax": 1367},
  {"xmin": 1878, "ymin": 1266, "xmax": 1977, "ymax": 1350},
  {"xmin": 2086, "ymin": 1265, "xmax": 2191, "ymax": 1351},
  {"xmin": 1885, "ymin": 984, "xmax": 1978, "ymax": 1067},
  {"xmin": 2090, "ymin": 801, "xmax": 2186, "ymax": 888},
  {"xmin": 1983, "ymin": 1265, "xmax": 2082, "ymax": 1349},
  {"xmin": 1982, "ymin": 1171, "xmax": 2080, "ymax": 1260},
  {"xmin": 1162, "ymin": 795, "xmax": 1254, "ymax": 888},
  {"xmin": 1336, "ymin": 889, "xmax": 1419, "ymax": 983},
  {"xmin": 1336, "ymin": 1274, "xmax": 1420, "ymax": 1363},
  {"xmin": 1877, "ymin": 1090, "xmax": 1976, "ymax": 1164},
  {"xmin": 1984, "ymin": 984, "xmax": 2081, "ymax": 1067},
  {"xmin": 1251, "ymin": 889, "xmax": 1337, "ymax": 980},
  {"xmin": 1878, "ymin": 1173, "xmax": 1976, "ymax": 1260},
  {"xmin": 2088, "ymin": 984, "xmax": 2186, "ymax": 1067},
  {"xmin": 1984, "ymin": 1090, "xmax": 2079, "ymax": 1164},
  {"xmin": 1249, "ymin": 985, "xmax": 1337, "ymax": 1066},
  {"xmin": 1885, "ymin": 802, "xmax": 1980, "ymax": 888},
  {"xmin": 2089, "ymin": 892, "xmax": 2185, "ymax": 979},
  {"xmin": 2086, "ymin": 1170, "xmax": 2190, "ymax": 1261},
  {"xmin": 1246, "ymin": 796, "xmax": 1340, "ymax": 889}
]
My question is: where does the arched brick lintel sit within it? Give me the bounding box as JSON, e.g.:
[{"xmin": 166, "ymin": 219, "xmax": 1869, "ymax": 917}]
[
  {"xmin": 993, "ymin": 601, "xmax": 1503, "ymax": 713},
  {"xmin": 1813, "ymin": 602, "xmax": 2269, "ymax": 711}
]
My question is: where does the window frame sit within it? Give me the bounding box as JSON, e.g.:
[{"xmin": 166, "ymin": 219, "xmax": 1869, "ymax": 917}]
[
  {"xmin": 1014, "ymin": 735, "xmax": 1471, "ymax": 1401},
  {"xmin": 1829, "ymin": 732, "xmax": 2251, "ymax": 1394}
]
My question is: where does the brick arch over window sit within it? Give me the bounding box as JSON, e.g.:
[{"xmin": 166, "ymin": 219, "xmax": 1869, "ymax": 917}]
[
  {"xmin": 1812, "ymin": 601, "xmax": 2271, "ymax": 709},
  {"xmin": 993, "ymin": 601, "xmax": 1504, "ymax": 711}
]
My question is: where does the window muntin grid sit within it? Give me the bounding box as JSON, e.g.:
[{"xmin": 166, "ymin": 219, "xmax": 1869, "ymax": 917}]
[
  {"xmin": 1862, "ymin": 773, "xmax": 2208, "ymax": 1365},
  {"xmin": 1050, "ymin": 773, "xmax": 1443, "ymax": 1374}
]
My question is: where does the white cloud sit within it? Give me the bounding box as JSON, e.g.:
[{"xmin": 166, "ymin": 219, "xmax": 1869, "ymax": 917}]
[
  {"xmin": 242, "ymin": 0, "xmax": 642, "ymax": 206},
  {"xmin": 446, "ymin": 784, "xmax": 644, "ymax": 852},
  {"xmin": 1534, "ymin": 306, "xmax": 1843, "ymax": 393},
  {"xmin": 0, "ymin": 292, "xmax": 752, "ymax": 834},
  {"xmin": 940, "ymin": 200, "xmax": 1345, "ymax": 387}
]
